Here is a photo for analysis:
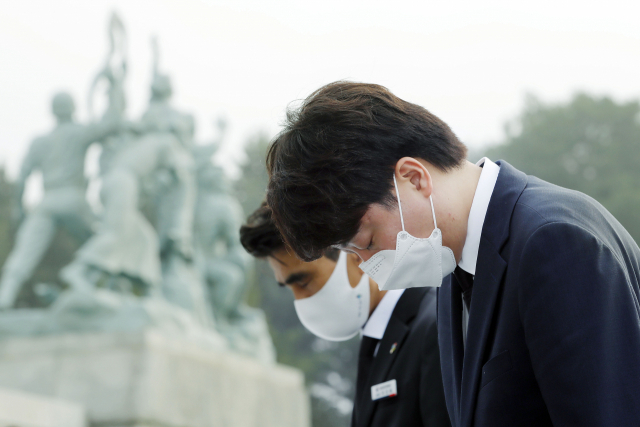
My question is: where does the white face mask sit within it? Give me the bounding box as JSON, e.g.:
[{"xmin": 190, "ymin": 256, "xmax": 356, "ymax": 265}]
[
  {"xmin": 294, "ymin": 251, "xmax": 371, "ymax": 342},
  {"xmin": 359, "ymin": 175, "xmax": 457, "ymax": 291}
]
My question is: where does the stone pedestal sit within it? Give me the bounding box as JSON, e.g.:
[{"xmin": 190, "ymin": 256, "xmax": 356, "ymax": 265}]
[
  {"xmin": 0, "ymin": 387, "xmax": 86, "ymax": 427},
  {"xmin": 0, "ymin": 330, "xmax": 310, "ymax": 427}
]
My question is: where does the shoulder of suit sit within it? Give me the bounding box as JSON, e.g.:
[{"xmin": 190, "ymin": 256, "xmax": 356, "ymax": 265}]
[
  {"xmin": 511, "ymin": 176, "xmax": 612, "ymax": 239},
  {"xmin": 507, "ymin": 178, "xmax": 634, "ymax": 266}
]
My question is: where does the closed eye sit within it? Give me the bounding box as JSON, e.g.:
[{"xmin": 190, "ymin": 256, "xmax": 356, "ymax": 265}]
[
  {"xmin": 284, "ymin": 272, "xmax": 312, "ymax": 288},
  {"xmin": 277, "ymin": 279, "xmax": 311, "ymax": 289}
]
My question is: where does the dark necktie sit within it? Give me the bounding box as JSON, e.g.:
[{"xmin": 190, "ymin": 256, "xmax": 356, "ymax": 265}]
[
  {"xmin": 356, "ymin": 336, "xmax": 379, "ymax": 406},
  {"xmin": 454, "ymin": 266, "xmax": 474, "ymax": 310}
]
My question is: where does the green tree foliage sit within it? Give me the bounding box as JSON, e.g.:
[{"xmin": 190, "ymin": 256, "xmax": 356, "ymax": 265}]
[
  {"xmin": 483, "ymin": 93, "xmax": 640, "ymax": 244},
  {"xmin": 234, "ymin": 132, "xmax": 271, "ymax": 217},
  {"xmin": 233, "ymin": 133, "xmax": 359, "ymax": 427}
]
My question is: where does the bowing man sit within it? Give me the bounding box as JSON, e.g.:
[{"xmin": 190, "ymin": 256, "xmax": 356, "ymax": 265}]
[
  {"xmin": 265, "ymin": 81, "xmax": 640, "ymax": 426},
  {"xmin": 240, "ymin": 202, "xmax": 450, "ymax": 427}
]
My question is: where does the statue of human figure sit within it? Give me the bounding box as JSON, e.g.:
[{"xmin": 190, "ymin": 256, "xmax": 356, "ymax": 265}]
[
  {"xmin": 193, "ymin": 157, "xmax": 275, "ymax": 361},
  {"xmin": 193, "ymin": 158, "xmax": 251, "ymax": 320},
  {"xmin": 139, "ymin": 70, "xmax": 197, "ymax": 252},
  {"xmin": 61, "ymin": 69, "xmax": 198, "ymax": 307},
  {"xmin": 119, "ymin": 40, "xmax": 214, "ymax": 324},
  {"xmin": 139, "ymin": 37, "xmax": 195, "ymax": 150},
  {"xmin": 140, "ymin": 74, "xmax": 194, "ymax": 148},
  {"xmin": 60, "ymin": 119, "xmax": 196, "ymax": 296},
  {"xmin": 0, "ymin": 92, "xmax": 124, "ymax": 309}
]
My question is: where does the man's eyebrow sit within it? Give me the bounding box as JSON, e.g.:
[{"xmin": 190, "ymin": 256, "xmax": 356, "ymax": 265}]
[{"xmin": 280, "ymin": 272, "xmax": 311, "ymax": 286}]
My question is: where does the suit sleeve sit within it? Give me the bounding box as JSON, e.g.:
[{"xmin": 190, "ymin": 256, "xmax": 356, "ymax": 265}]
[
  {"xmin": 518, "ymin": 222, "xmax": 640, "ymax": 426},
  {"xmin": 419, "ymin": 313, "xmax": 452, "ymax": 427}
]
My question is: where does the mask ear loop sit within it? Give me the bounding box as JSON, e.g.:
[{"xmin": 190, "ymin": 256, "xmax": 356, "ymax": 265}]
[
  {"xmin": 393, "ymin": 173, "xmax": 438, "ymax": 231},
  {"xmin": 429, "ymin": 195, "xmax": 438, "ymax": 229},
  {"xmin": 392, "ymin": 174, "xmax": 405, "ymax": 231}
]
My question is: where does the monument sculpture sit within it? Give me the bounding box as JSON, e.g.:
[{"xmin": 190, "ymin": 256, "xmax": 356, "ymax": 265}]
[
  {"xmin": 0, "ymin": 12, "xmax": 306, "ymax": 427},
  {"xmin": 47, "ymin": 22, "xmax": 213, "ymax": 336},
  {"xmin": 0, "ymin": 91, "xmax": 123, "ymax": 309}
]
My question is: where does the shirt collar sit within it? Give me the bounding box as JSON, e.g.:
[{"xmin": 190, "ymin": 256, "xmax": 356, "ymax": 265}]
[
  {"xmin": 457, "ymin": 157, "xmax": 500, "ymax": 276},
  {"xmin": 361, "ymin": 289, "xmax": 404, "ymax": 339}
]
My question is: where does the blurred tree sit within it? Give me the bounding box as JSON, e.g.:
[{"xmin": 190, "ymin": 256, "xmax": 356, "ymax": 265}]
[
  {"xmin": 233, "ymin": 132, "xmax": 359, "ymax": 427},
  {"xmin": 482, "ymin": 93, "xmax": 640, "ymax": 244},
  {"xmin": 234, "ymin": 131, "xmax": 271, "ymax": 218}
]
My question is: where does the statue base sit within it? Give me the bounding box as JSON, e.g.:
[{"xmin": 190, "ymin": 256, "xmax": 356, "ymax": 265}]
[
  {"xmin": 0, "ymin": 330, "xmax": 310, "ymax": 427},
  {"xmin": 0, "ymin": 386, "xmax": 85, "ymax": 427}
]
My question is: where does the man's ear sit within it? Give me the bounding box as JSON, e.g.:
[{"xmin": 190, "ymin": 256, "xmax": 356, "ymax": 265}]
[{"xmin": 395, "ymin": 157, "xmax": 433, "ymax": 198}]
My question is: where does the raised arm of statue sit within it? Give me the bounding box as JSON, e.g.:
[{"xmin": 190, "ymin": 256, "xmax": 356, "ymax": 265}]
[
  {"xmin": 84, "ymin": 11, "xmax": 128, "ymax": 144},
  {"xmin": 81, "ymin": 114, "xmax": 126, "ymax": 147}
]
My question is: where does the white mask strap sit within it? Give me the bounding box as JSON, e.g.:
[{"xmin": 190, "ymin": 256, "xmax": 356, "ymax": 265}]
[
  {"xmin": 392, "ymin": 174, "xmax": 405, "ymax": 231},
  {"xmin": 429, "ymin": 195, "xmax": 437, "ymax": 229},
  {"xmin": 394, "ymin": 174, "xmax": 438, "ymax": 230}
]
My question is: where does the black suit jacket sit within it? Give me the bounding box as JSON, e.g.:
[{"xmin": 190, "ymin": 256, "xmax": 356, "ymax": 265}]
[
  {"xmin": 438, "ymin": 160, "xmax": 640, "ymax": 426},
  {"xmin": 352, "ymin": 287, "xmax": 451, "ymax": 427}
]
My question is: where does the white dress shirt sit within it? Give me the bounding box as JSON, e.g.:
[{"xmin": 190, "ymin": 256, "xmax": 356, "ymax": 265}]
[
  {"xmin": 361, "ymin": 289, "xmax": 404, "ymax": 356},
  {"xmin": 458, "ymin": 157, "xmax": 500, "ymax": 343}
]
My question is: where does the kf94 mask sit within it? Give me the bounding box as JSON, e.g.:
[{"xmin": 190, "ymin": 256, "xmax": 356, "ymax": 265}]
[
  {"xmin": 359, "ymin": 175, "xmax": 457, "ymax": 291},
  {"xmin": 294, "ymin": 251, "xmax": 371, "ymax": 342}
]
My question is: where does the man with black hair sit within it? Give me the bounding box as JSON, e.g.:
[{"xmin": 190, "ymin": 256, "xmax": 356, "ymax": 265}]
[
  {"xmin": 240, "ymin": 202, "xmax": 450, "ymax": 427},
  {"xmin": 266, "ymin": 81, "xmax": 640, "ymax": 426}
]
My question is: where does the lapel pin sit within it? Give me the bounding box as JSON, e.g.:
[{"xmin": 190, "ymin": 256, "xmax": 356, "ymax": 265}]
[{"xmin": 390, "ymin": 342, "xmax": 398, "ymax": 354}]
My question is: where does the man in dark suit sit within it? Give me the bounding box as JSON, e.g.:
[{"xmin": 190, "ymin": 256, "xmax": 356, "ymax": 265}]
[
  {"xmin": 435, "ymin": 160, "xmax": 640, "ymax": 426},
  {"xmin": 265, "ymin": 81, "xmax": 640, "ymax": 426},
  {"xmin": 240, "ymin": 203, "xmax": 450, "ymax": 427},
  {"xmin": 353, "ymin": 285, "xmax": 449, "ymax": 427}
]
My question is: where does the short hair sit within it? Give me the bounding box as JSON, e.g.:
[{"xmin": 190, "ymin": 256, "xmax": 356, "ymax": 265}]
[
  {"xmin": 240, "ymin": 202, "xmax": 285, "ymax": 258},
  {"xmin": 267, "ymin": 81, "xmax": 467, "ymax": 261},
  {"xmin": 240, "ymin": 201, "xmax": 340, "ymax": 261}
]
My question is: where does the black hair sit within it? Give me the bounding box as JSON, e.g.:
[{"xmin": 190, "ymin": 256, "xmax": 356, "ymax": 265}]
[
  {"xmin": 240, "ymin": 201, "xmax": 285, "ymax": 258},
  {"xmin": 240, "ymin": 201, "xmax": 340, "ymax": 261},
  {"xmin": 267, "ymin": 81, "xmax": 467, "ymax": 261}
]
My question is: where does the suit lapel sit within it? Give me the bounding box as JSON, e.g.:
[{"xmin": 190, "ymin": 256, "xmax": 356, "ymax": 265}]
[
  {"xmin": 459, "ymin": 242, "xmax": 506, "ymax": 427},
  {"xmin": 358, "ymin": 288, "xmax": 428, "ymax": 427},
  {"xmin": 458, "ymin": 160, "xmax": 528, "ymax": 427}
]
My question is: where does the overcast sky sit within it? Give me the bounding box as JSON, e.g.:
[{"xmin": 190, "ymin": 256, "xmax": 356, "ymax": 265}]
[{"xmin": 2, "ymin": 0, "xmax": 639, "ymax": 194}]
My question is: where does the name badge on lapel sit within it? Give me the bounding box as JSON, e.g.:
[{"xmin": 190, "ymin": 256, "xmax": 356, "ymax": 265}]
[{"xmin": 371, "ymin": 379, "xmax": 397, "ymax": 401}]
